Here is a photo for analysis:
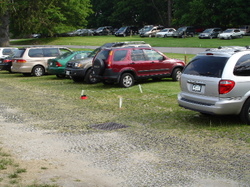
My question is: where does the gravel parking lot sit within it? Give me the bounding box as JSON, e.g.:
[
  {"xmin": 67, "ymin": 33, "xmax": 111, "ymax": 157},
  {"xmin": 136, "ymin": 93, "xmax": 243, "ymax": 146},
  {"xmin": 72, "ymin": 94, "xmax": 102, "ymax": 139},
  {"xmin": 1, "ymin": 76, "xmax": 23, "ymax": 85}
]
[{"xmin": 0, "ymin": 102, "xmax": 249, "ymax": 187}]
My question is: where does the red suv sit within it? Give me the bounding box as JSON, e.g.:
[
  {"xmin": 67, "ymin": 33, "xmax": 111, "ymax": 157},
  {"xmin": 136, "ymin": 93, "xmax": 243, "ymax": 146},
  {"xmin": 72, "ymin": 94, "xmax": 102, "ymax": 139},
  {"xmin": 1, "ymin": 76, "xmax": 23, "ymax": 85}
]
[{"xmin": 92, "ymin": 47, "xmax": 185, "ymax": 87}]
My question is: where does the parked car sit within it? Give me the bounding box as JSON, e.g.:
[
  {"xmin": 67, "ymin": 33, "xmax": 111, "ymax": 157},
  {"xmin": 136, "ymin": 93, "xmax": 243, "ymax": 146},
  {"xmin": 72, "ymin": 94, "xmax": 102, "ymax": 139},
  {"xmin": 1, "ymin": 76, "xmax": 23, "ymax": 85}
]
[
  {"xmin": 0, "ymin": 48, "xmax": 19, "ymax": 72},
  {"xmin": 78, "ymin": 29, "xmax": 94, "ymax": 36},
  {"xmin": 93, "ymin": 26, "xmax": 113, "ymax": 35},
  {"xmin": 177, "ymin": 46, "xmax": 250, "ymax": 125},
  {"xmin": 11, "ymin": 47, "xmax": 72, "ymax": 76},
  {"xmin": 156, "ymin": 28, "xmax": 176, "ymax": 38},
  {"xmin": 218, "ymin": 29, "xmax": 244, "ymax": 39},
  {"xmin": 140, "ymin": 25, "xmax": 164, "ymax": 37},
  {"xmin": 173, "ymin": 26, "xmax": 195, "ymax": 38},
  {"xmin": 65, "ymin": 41, "xmax": 151, "ymax": 84},
  {"xmin": 92, "ymin": 46, "xmax": 185, "ymax": 88},
  {"xmin": 198, "ymin": 28, "xmax": 222, "ymax": 39},
  {"xmin": 47, "ymin": 51, "xmax": 91, "ymax": 78},
  {"xmin": 115, "ymin": 26, "xmax": 138, "ymax": 37},
  {"xmin": 0, "ymin": 47, "xmax": 18, "ymax": 58}
]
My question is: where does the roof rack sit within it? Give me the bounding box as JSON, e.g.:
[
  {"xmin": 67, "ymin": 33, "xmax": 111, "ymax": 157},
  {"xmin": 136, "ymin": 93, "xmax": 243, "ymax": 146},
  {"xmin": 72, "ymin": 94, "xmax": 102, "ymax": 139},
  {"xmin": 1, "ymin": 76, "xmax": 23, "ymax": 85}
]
[
  {"xmin": 205, "ymin": 46, "xmax": 250, "ymax": 53},
  {"xmin": 112, "ymin": 41, "xmax": 146, "ymax": 47}
]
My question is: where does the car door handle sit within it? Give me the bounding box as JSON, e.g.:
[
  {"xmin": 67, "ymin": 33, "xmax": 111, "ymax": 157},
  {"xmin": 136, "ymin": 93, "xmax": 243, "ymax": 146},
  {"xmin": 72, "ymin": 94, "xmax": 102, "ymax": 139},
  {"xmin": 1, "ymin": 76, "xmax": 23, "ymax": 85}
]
[{"xmin": 130, "ymin": 62, "xmax": 135, "ymax": 64}]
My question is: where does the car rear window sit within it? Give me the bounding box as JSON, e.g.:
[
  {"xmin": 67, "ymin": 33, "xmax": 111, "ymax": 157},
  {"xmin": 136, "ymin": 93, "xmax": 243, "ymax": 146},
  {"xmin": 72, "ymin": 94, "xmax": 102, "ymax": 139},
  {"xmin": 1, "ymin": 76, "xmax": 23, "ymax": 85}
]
[
  {"xmin": 14, "ymin": 49, "xmax": 25, "ymax": 58},
  {"xmin": 95, "ymin": 49, "xmax": 110, "ymax": 60},
  {"xmin": 183, "ymin": 56, "xmax": 228, "ymax": 78}
]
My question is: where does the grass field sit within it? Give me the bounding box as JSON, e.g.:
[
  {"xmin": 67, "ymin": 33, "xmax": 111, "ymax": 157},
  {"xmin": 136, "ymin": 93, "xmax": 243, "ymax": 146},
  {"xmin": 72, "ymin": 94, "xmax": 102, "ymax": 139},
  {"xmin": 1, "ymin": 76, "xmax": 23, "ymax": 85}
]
[{"xmin": 11, "ymin": 35, "xmax": 250, "ymax": 48}]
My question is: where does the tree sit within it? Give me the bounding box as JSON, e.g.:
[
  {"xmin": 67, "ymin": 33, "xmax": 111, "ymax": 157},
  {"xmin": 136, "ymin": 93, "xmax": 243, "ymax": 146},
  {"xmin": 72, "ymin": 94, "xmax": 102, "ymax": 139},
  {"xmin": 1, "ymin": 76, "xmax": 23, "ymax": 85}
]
[{"xmin": 0, "ymin": 0, "xmax": 93, "ymax": 46}]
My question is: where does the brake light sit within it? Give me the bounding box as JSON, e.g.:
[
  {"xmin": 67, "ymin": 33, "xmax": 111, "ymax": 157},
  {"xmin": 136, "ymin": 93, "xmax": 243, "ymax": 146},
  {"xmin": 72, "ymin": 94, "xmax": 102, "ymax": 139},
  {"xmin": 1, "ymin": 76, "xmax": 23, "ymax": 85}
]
[
  {"xmin": 16, "ymin": 59, "xmax": 27, "ymax": 63},
  {"xmin": 107, "ymin": 51, "xmax": 113, "ymax": 68},
  {"xmin": 3, "ymin": 59, "xmax": 11, "ymax": 63},
  {"xmin": 219, "ymin": 80, "xmax": 235, "ymax": 94},
  {"xmin": 55, "ymin": 62, "xmax": 62, "ymax": 67},
  {"xmin": 206, "ymin": 53, "xmax": 214, "ymax": 56}
]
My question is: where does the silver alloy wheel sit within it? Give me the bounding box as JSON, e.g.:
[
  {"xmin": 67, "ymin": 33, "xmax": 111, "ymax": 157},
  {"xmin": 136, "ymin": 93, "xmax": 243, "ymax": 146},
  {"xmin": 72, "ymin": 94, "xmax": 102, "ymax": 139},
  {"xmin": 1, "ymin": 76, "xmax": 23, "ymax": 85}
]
[
  {"xmin": 123, "ymin": 75, "xmax": 133, "ymax": 87},
  {"xmin": 33, "ymin": 66, "xmax": 44, "ymax": 76}
]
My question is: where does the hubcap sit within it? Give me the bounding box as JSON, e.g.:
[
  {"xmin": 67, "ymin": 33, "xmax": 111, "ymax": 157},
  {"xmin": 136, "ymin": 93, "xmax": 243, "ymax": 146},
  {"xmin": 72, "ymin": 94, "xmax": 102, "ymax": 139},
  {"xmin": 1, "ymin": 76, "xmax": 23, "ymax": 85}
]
[
  {"xmin": 123, "ymin": 76, "xmax": 132, "ymax": 87},
  {"xmin": 35, "ymin": 68, "xmax": 43, "ymax": 76},
  {"xmin": 176, "ymin": 71, "xmax": 182, "ymax": 81}
]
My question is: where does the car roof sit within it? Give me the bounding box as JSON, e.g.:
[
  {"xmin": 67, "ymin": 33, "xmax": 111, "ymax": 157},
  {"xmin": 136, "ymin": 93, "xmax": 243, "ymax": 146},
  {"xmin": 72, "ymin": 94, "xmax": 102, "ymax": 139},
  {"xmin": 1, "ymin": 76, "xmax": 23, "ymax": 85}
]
[{"xmin": 197, "ymin": 46, "xmax": 250, "ymax": 57}]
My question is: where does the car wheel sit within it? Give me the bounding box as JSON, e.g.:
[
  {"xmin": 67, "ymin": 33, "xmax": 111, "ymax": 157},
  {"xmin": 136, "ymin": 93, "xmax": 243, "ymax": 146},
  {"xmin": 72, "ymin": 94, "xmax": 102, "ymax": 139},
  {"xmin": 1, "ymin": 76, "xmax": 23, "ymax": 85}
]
[
  {"xmin": 32, "ymin": 65, "xmax": 45, "ymax": 76},
  {"xmin": 119, "ymin": 73, "xmax": 134, "ymax": 88},
  {"xmin": 56, "ymin": 74, "xmax": 66, "ymax": 78},
  {"xmin": 92, "ymin": 58, "xmax": 105, "ymax": 76},
  {"xmin": 72, "ymin": 76, "xmax": 84, "ymax": 82},
  {"xmin": 209, "ymin": 36, "xmax": 213, "ymax": 39},
  {"xmin": 84, "ymin": 69, "xmax": 99, "ymax": 84},
  {"xmin": 164, "ymin": 34, "xmax": 167, "ymax": 38},
  {"xmin": 172, "ymin": 68, "xmax": 182, "ymax": 81},
  {"xmin": 240, "ymin": 98, "xmax": 250, "ymax": 125}
]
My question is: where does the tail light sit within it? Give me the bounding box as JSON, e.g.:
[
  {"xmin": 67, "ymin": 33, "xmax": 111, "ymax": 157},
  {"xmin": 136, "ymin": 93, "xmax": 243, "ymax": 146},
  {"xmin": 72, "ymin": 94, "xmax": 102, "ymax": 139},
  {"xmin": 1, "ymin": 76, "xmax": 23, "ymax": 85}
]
[
  {"xmin": 3, "ymin": 59, "xmax": 12, "ymax": 63},
  {"xmin": 55, "ymin": 61, "xmax": 62, "ymax": 67},
  {"xmin": 15, "ymin": 59, "xmax": 27, "ymax": 63},
  {"xmin": 107, "ymin": 51, "xmax": 113, "ymax": 68},
  {"xmin": 219, "ymin": 80, "xmax": 235, "ymax": 94}
]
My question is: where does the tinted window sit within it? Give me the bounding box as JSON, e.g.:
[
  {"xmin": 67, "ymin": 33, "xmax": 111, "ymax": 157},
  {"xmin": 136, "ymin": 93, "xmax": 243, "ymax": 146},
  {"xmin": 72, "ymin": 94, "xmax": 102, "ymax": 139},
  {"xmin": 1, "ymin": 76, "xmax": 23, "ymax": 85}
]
[
  {"xmin": 28, "ymin": 49, "xmax": 43, "ymax": 57},
  {"xmin": 183, "ymin": 56, "xmax": 228, "ymax": 78},
  {"xmin": 113, "ymin": 50, "xmax": 127, "ymax": 61},
  {"xmin": 95, "ymin": 49, "xmax": 110, "ymax": 60},
  {"xmin": 234, "ymin": 54, "xmax": 250, "ymax": 76},
  {"xmin": 43, "ymin": 48, "xmax": 60, "ymax": 57},
  {"xmin": 2, "ymin": 49, "xmax": 14, "ymax": 55},
  {"xmin": 14, "ymin": 49, "xmax": 25, "ymax": 58}
]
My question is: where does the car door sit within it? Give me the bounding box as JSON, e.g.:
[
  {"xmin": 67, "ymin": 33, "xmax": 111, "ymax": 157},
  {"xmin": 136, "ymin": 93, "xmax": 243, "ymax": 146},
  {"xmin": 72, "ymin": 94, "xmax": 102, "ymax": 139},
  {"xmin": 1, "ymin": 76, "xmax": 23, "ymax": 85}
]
[{"xmin": 142, "ymin": 49, "xmax": 172, "ymax": 76}]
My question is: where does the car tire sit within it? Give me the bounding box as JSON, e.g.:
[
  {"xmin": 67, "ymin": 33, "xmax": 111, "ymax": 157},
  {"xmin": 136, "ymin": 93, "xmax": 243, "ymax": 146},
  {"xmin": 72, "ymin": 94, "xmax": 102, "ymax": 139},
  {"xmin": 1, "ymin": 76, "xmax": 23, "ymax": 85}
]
[
  {"xmin": 240, "ymin": 98, "xmax": 250, "ymax": 125},
  {"xmin": 84, "ymin": 69, "xmax": 99, "ymax": 84},
  {"xmin": 56, "ymin": 74, "xmax": 66, "ymax": 78},
  {"xmin": 164, "ymin": 34, "xmax": 167, "ymax": 38},
  {"xmin": 119, "ymin": 73, "xmax": 134, "ymax": 88},
  {"xmin": 93, "ymin": 58, "xmax": 105, "ymax": 75},
  {"xmin": 172, "ymin": 68, "xmax": 182, "ymax": 81},
  {"xmin": 32, "ymin": 65, "xmax": 45, "ymax": 76},
  {"xmin": 72, "ymin": 76, "xmax": 84, "ymax": 82}
]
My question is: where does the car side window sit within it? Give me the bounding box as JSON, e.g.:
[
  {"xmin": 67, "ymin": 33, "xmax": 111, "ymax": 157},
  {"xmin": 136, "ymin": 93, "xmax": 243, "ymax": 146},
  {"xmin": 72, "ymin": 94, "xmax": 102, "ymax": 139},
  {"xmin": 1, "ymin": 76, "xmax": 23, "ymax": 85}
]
[
  {"xmin": 28, "ymin": 49, "xmax": 43, "ymax": 57},
  {"xmin": 113, "ymin": 50, "xmax": 128, "ymax": 61},
  {"xmin": 131, "ymin": 49, "xmax": 145, "ymax": 61},
  {"xmin": 234, "ymin": 54, "xmax": 250, "ymax": 76},
  {"xmin": 43, "ymin": 48, "xmax": 60, "ymax": 57},
  {"xmin": 143, "ymin": 49, "xmax": 163, "ymax": 61}
]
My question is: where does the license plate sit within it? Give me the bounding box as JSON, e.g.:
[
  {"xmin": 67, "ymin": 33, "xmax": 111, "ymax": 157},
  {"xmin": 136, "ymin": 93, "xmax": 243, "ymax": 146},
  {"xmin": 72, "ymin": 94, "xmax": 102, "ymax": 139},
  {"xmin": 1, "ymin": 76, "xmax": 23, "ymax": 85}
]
[
  {"xmin": 66, "ymin": 71, "xmax": 70, "ymax": 75},
  {"xmin": 192, "ymin": 84, "xmax": 202, "ymax": 92}
]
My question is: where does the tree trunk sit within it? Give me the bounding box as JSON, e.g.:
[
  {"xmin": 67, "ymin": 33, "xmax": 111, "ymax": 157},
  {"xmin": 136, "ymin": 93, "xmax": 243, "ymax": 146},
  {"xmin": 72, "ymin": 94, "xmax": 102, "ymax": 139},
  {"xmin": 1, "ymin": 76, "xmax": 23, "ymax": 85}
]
[
  {"xmin": 167, "ymin": 0, "xmax": 172, "ymax": 27},
  {"xmin": 0, "ymin": 12, "xmax": 10, "ymax": 47}
]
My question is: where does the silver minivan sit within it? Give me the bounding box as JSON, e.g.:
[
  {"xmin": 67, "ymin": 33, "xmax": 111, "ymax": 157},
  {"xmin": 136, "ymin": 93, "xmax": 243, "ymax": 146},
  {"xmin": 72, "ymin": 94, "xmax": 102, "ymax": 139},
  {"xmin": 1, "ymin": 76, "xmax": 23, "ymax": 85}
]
[
  {"xmin": 178, "ymin": 46, "xmax": 250, "ymax": 125},
  {"xmin": 11, "ymin": 47, "xmax": 71, "ymax": 76}
]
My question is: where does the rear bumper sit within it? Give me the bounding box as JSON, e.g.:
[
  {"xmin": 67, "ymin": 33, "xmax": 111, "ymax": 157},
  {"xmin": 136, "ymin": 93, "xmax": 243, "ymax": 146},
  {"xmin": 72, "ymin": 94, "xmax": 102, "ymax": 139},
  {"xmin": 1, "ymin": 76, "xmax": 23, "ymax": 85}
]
[
  {"xmin": 47, "ymin": 67, "xmax": 65, "ymax": 75},
  {"xmin": 177, "ymin": 93, "xmax": 243, "ymax": 115}
]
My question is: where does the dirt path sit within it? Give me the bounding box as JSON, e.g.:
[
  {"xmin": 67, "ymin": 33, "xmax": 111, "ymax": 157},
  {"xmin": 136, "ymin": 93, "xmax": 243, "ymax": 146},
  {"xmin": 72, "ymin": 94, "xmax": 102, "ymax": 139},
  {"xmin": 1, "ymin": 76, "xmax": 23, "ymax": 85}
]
[{"xmin": 0, "ymin": 105, "xmax": 249, "ymax": 187}]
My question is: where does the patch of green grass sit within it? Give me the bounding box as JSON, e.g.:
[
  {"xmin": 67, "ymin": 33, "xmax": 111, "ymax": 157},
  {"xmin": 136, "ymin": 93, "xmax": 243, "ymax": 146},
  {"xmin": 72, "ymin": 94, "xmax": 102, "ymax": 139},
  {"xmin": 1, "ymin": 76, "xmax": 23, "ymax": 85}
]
[
  {"xmin": 10, "ymin": 35, "xmax": 250, "ymax": 48},
  {"xmin": 0, "ymin": 71, "xmax": 249, "ymax": 144}
]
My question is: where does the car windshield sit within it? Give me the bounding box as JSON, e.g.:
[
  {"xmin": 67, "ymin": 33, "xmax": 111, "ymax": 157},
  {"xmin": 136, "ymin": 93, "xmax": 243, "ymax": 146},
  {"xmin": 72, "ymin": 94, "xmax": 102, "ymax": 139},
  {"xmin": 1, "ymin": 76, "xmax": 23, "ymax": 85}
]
[
  {"xmin": 160, "ymin": 29, "xmax": 169, "ymax": 32},
  {"xmin": 203, "ymin": 29, "xmax": 213, "ymax": 33},
  {"xmin": 224, "ymin": 29, "xmax": 233, "ymax": 33},
  {"xmin": 96, "ymin": 27, "xmax": 104, "ymax": 31},
  {"xmin": 57, "ymin": 51, "xmax": 74, "ymax": 59},
  {"xmin": 183, "ymin": 56, "xmax": 229, "ymax": 78},
  {"xmin": 118, "ymin": 27, "xmax": 126, "ymax": 32},
  {"xmin": 177, "ymin": 27, "xmax": 185, "ymax": 31}
]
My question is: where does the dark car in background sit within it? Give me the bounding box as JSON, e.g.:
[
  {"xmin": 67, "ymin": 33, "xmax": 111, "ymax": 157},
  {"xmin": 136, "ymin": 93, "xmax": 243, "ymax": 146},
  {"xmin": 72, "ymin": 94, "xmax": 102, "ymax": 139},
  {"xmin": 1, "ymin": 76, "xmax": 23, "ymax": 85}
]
[
  {"xmin": 93, "ymin": 26, "xmax": 113, "ymax": 35},
  {"xmin": 0, "ymin": 48, "xmax": 19, "ymax": 72},
  {"xmin": 199, "ymin": 28, "xmax": 222, "ymax": 39},
  {"xmin": 173, "ymin": 26, "xmax": 195, "ymax": 38},
  {"xmin": 115, "ymin": 26, "xmax": 138, "ymax": 37}
]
